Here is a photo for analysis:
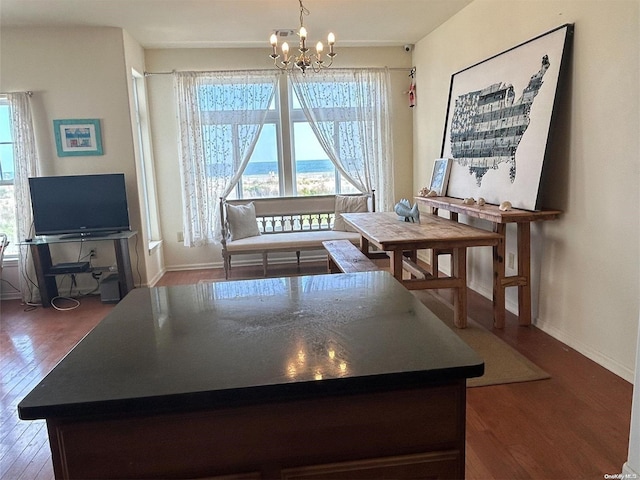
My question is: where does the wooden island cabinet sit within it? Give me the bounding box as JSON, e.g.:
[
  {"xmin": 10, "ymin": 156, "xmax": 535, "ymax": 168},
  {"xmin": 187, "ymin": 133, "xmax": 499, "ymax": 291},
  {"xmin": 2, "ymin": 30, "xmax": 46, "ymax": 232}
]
[{"xmin": 19, "ymin": 272, "xmax": 483, "ymax": 479}]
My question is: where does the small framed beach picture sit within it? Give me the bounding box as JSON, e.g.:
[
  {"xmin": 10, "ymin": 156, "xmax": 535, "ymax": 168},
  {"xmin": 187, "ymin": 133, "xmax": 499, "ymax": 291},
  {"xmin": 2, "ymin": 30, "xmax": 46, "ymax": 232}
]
[
  {"xmin": 429, "ymin": 158, "xmax": 452, "ymax": 196},
  {"xmin": 53, "ymin": 119, "xmax": 103, "ymax": 157}
]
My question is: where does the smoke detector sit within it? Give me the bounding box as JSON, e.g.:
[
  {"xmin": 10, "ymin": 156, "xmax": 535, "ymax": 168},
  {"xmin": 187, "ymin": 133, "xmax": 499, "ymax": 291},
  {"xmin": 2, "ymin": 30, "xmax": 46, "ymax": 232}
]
[{"xmin": 273, "ymin": 29, "xmax": 296, "ymax": 39}]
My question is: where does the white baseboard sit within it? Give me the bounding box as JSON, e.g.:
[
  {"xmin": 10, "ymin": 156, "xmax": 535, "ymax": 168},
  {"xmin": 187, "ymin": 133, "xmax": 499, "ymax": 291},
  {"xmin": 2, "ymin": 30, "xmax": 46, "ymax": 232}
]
[
  {"xmin": 165, "ymin": 253, "xmax": 327, "ymax": 273},
  {"xmin": 534, "ymin": 316, "xmax": 634, "ymax": 383},
  {"xmin": 146, "ymin": 268, "xmax": 166, "ymax": 288},
  {"xmin": 622, "ymin": 461, "xmax": 639, "ymax": 479},
  {"xmin": 165, "ymin": 262, "xmax": 219, "ymax": 271}
]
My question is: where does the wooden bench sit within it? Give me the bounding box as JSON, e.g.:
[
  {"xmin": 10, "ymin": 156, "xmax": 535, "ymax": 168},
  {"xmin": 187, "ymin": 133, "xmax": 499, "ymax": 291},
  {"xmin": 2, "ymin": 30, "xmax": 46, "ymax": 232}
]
[{"xmin": 323, "ymin": 240, "xmax": 379, "ymax": 274}]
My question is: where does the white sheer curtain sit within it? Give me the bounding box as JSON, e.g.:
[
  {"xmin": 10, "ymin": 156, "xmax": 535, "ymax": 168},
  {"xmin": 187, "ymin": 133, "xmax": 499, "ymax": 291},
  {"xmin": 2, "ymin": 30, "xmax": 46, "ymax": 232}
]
[
  {"xmin": 174, "ymin": 70, "xmax": 279, "ymax": 246},
  {"xmin": 7, "ymin": 92, "xmax": 40, "ymax": 302},
  {"xmin": 290, "ymin": 68, "xmax": 394, "ymax": 211}
]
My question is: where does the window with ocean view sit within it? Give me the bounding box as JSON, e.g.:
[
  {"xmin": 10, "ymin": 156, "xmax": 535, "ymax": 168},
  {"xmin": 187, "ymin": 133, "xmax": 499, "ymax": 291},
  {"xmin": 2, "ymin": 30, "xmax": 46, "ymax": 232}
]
[{"xmin": 222, "ymin": 76, "xmax": 359, "ymax": 200}]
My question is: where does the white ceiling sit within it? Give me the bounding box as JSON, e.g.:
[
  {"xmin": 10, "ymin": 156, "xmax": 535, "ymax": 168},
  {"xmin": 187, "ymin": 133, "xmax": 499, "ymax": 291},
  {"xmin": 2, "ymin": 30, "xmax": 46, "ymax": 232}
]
[{"xmin": 0, "ymin": 0, "xmax": 473, "ymax": 49}]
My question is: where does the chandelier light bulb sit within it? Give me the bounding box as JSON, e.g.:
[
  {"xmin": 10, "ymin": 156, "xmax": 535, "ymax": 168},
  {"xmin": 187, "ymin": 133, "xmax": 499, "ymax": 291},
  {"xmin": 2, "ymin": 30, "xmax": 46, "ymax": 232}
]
[{"xmin": 268, "ymin": 0, "xmax": 336, "ymax": 74}]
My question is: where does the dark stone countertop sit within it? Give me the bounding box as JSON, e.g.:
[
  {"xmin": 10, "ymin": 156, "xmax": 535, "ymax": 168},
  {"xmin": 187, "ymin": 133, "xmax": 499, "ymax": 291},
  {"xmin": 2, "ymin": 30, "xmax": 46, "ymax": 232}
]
[{"xmin": 19, "ymin": 271, "xmax": 483, "ymax": 420}]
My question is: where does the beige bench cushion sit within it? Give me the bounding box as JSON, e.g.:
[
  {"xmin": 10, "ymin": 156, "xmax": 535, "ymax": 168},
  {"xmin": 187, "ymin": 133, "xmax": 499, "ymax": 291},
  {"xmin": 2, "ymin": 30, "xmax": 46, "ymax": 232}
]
[{"xmin": 226, "ymin": 230, "xmax": 360, "ymax": 252}]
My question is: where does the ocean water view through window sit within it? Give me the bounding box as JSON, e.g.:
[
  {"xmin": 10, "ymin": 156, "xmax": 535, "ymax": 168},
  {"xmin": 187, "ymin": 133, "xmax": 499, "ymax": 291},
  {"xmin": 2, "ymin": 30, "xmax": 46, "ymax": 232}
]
[{"xmin": 230, "ymin": 78, "xmax": 359, "ymax": 200}]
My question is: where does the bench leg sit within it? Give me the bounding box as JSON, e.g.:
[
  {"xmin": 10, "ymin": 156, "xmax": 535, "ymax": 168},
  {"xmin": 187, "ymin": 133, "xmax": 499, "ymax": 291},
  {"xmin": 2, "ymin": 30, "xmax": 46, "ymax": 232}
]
[
  {"xmin": 223, "ymin": 254, "xmax": 231, "ymax": 279},
  {"xmin": 262, "ymin": 252, "xmax": 268, "ymax": 277},
  {"xmin": 327, "ymin": 256, "xmax": 340, "ymax": 274}
]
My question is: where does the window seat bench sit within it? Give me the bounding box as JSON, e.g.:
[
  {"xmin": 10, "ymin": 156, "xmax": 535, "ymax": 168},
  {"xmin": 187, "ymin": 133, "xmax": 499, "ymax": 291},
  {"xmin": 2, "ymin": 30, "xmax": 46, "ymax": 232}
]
[{"xmin": 219, "ymin": 193, "xmax": 374, "ymax": 279}]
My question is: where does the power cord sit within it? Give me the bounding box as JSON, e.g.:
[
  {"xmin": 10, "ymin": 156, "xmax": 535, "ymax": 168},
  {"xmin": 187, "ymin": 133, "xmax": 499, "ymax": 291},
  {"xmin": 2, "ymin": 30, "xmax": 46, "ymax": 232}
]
[{"xmin": 51, "ymin": 296, "xmax": 81, "ymax": 311}]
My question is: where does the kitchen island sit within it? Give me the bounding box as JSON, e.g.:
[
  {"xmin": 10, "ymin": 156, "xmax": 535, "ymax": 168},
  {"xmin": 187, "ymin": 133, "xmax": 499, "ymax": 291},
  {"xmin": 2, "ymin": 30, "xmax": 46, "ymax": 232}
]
[{"xmin": 19, "ymin": 271, "xmax": 483, "ymax": 479}]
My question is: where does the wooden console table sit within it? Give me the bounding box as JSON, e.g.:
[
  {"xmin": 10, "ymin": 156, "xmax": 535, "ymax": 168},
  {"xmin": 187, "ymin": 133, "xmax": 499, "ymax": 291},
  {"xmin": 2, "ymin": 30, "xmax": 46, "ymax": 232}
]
[
  {"xmin": 415, "ymin": 196, "xmax": 561, "ymax": 328},
  {"xmin": 18, "ymin": 272, "xmax": 483, "ymax": 479}
]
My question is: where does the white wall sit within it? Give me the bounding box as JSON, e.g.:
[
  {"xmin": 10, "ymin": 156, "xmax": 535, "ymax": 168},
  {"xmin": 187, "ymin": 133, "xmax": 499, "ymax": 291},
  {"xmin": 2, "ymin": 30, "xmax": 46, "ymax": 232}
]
[
  {"xmin": 0, "ymin": 27, "xmax": 153, "ymax": 296},
  {"xmin": 144, "ymin": 47, "xmax": 414, "ymax": 271},
  {"xmin": 413, "ymin": 0, "xmax": 640, "ymax": 381}
]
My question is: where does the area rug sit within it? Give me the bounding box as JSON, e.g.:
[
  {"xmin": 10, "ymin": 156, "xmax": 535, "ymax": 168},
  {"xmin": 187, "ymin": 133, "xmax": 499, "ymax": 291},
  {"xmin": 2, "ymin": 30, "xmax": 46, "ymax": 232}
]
[{"xmin": 411, "ymin": 290, "xmax": 550, "ymax": 387}]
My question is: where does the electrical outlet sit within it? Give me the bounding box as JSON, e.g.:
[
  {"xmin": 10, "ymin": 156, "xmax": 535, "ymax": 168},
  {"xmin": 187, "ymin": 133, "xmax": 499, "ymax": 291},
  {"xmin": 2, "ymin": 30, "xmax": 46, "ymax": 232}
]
[
  {"xmin": 90, "ymin": 249, "xmax": 97, "ymax": 257},
  {"xmin": 507, "ymin": 252, "xmax": 515, "ymax": 269}
]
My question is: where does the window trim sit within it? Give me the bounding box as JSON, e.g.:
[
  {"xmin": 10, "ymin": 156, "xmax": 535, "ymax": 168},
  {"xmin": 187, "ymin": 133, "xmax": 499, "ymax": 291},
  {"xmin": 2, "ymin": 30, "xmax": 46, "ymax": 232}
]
[
  {"xmin": 0, "ymin": 96, "xmax": 18, "ymax": 258},
  {"xmin": 131, "ymin": 70, "xmax": 162, "ymax": 250}
]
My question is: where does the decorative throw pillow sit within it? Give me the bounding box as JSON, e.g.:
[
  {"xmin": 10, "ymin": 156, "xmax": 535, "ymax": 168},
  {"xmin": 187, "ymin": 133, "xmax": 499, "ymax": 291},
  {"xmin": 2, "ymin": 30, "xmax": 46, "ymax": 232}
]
[
  {"xmin": 333, "ymin": 195, "xmax": 369, "ymax": 232},
  {"xmin": 226, "ymin": 202, "xmax": 261, "ymax": 241}
]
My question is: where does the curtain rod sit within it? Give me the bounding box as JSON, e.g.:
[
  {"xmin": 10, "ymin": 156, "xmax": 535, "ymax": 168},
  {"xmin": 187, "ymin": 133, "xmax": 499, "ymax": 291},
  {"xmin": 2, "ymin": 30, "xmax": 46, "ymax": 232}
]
[
  {"xmin": 0, "ymin": 91, "xmax": 33, "ymax": 96},
  {"xmin": 144, "ymin": 67, "xmax": 415, "ymax": 77}
]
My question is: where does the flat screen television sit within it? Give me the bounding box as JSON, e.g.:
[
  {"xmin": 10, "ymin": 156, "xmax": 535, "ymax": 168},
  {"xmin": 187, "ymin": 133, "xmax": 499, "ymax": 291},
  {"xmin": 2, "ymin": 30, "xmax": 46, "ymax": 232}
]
[{"xmin": 29, "ymin": 173, "xmax": 131, "ymax": 237}]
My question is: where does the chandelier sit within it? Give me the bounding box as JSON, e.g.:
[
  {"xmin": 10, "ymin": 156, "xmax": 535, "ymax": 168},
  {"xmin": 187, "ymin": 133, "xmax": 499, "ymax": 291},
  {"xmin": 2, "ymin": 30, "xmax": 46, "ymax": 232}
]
[{"xmin": 269, "ymin": 0, "xmax": 336, "ymax": 74}]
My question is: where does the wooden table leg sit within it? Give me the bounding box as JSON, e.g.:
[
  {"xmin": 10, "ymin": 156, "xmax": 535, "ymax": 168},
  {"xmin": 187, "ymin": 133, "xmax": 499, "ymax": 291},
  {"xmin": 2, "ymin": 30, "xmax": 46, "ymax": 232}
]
[
  {"xmin": 359, "ymin": 236, "xmax": 370, "ymax": 255},
  {"xmin": 492, "ymin": 224, "xmax": 506, "ymax": 329},
  {"xmin": 452, "ymin": 247, "xmax": 467, "ymax": 329},
  {"xmin": 430, "ymin": 249, "xmax": 439, "ymax": 277},
  {"xmin": 517, "ymin": 222, "xmax": 532, "ymax": 326},
  {"xmin": 389, "ymin": 250, "xmax": 404, "ymax": 283}
]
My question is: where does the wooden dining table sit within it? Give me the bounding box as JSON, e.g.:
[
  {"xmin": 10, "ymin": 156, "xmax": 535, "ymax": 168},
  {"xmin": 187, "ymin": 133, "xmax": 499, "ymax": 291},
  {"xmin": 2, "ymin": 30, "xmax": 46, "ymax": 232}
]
[{"xmin": 341, "ymin": 212, "xmax": 502, "ymax": 328}]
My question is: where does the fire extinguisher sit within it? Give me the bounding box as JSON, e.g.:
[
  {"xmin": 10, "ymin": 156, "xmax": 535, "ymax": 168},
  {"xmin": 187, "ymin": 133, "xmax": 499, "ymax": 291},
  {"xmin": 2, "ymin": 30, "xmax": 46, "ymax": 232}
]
[{"xmin": 407, "ymin": 67, "xmax": 416, "ymax": 108}]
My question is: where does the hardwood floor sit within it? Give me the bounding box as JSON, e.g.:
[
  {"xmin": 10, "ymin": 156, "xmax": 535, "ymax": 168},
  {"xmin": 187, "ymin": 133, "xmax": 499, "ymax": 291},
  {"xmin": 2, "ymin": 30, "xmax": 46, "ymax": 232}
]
[{"xmin": 1, "ymin": 261, "xmax": 633, "ymax": 479}]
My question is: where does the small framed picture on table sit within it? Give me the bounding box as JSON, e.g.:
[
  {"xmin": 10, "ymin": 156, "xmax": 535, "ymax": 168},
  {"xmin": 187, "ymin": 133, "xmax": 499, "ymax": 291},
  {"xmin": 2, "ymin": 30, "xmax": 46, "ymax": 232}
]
[{"xmin": 429, "ymin": 158, "xmax": 452, "ymax": 196}]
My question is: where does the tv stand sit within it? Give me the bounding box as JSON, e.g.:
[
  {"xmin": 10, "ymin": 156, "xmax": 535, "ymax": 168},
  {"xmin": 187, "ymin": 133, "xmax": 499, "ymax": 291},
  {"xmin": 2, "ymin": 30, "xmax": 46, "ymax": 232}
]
[
  {"xmin": 59, "ymin": 231, "xmax": 121, "ymax": 240},
  {"xmin": 21, "ymin": 231, "xmax": 137, "ymax": 308}
]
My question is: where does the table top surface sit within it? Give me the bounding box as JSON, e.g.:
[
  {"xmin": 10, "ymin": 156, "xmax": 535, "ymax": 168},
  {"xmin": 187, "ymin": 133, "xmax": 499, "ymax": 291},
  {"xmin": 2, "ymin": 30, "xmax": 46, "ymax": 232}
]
[
  {"xmin": 414, "ymin": 196, "xmax": 562, "ymax": 223},
  {"xmin": 18, "ymin": 230, "xmax": 137, "ymax": 245},
  {"xmin": 341, "ymin": 212, "xmax": 501, "ymax": 249},
  {"xmin": 19, "ymin": 271, "xmax": 483, "ymax": 420}
]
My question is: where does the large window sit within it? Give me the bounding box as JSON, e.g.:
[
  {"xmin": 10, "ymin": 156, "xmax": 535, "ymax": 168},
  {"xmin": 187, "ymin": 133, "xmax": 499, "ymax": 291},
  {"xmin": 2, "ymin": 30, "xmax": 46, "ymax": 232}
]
[
  {"xmin": 175, "ymin": 69, "xmax": 391, "ymax": 246},
  {"xmin": 230, "ymin": 77, "xmax": 359, "ymax": 200},
  {"xmin": 0, "ymin": 98, "xmax": 17, "ymax": 256}
]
